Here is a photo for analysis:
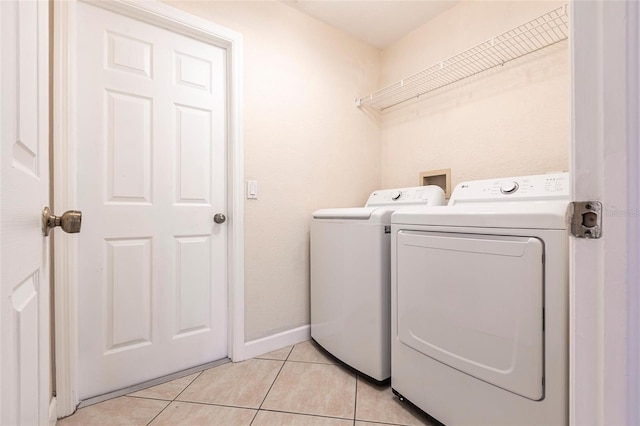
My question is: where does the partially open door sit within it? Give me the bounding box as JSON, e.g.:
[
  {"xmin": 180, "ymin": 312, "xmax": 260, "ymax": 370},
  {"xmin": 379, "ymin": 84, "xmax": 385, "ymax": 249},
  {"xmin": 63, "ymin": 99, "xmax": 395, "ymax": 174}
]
[{"xmin": 0, "ymin": 1, "xmax": 51, "ymax": 424}]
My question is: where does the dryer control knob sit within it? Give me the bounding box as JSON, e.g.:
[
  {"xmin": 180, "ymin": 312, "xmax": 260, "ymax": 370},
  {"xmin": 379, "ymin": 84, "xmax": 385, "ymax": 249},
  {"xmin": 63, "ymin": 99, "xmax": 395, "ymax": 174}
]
[
  {"xmin": 500, "ymin": 181, "xmax": 519, "ymax": 194},
  {"xmin": 391, "ymin": 191, "xmax": 402, "ymax": 200}
]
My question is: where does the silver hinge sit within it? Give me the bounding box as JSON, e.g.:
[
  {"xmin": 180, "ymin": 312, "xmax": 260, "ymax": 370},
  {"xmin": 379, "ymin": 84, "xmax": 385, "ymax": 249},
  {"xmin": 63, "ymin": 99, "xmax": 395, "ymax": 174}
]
[{"xmin": 569, "ymin": 201, "xmax": 602, "ymax": 239}]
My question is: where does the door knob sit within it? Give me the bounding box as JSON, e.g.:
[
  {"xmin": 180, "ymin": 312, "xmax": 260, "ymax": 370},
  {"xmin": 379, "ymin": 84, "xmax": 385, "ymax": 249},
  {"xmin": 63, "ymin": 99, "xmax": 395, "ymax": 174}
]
[
  {"xmin": 42, "ymin": 207, "xmax": 82, "ymax": 237},
  {"xmin": 213, "ymin": 213, "xmax": 226, "ymax": 224}
]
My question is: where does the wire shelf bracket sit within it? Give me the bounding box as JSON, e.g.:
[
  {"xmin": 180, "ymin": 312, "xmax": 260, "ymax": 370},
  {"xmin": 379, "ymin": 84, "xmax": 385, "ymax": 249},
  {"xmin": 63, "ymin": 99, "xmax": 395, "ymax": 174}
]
[{"xmin": 356, "ymin": 4, "xmax": 569, "ymax": 111}]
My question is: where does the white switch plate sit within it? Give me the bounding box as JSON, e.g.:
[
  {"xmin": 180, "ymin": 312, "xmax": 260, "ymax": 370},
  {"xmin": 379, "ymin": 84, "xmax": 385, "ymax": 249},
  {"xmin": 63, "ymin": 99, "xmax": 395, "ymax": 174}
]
[{"xmin": 247, "ymin": 180, "xmax": 258, "ymax": 199}]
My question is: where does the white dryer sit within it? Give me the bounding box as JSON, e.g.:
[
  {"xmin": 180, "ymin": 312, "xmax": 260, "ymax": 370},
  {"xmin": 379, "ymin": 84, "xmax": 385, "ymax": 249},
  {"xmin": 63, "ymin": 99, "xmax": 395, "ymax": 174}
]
[
  {"xmin": 311, "ymin": 186, "xmax": 445, "ymax": 382},
  {"xmin": 391, "ymin": 173, "xmax": 569, "ymax": 425}
]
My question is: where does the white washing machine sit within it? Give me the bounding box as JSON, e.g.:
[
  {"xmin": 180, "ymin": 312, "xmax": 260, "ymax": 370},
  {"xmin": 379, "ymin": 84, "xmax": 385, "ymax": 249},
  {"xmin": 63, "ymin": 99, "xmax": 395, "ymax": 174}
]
[
  {"xmin": 391, "ymin": 173, "xmax": 569, "ymax": 425},
  {"xmin": 311, "ymin": 186, "xmax": 445, "ymax": 382}
]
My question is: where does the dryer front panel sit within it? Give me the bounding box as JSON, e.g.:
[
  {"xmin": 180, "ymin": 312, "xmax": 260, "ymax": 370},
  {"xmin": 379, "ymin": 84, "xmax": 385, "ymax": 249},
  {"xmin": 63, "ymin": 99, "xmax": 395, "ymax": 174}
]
[{"xmin": 396, "ymin": 231, "xmax": 544, "ymax": 400}]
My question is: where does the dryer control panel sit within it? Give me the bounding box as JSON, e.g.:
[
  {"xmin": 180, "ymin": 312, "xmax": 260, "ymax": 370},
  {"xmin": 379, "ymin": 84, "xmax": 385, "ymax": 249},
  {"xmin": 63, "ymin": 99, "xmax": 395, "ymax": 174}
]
[
  {"xmin": 449, "ymin": 172, "xmax": 569, "ymax": 205},
  {"xmin": 366, "ymin": 186, "xmax": 446, "ymax": 207}
]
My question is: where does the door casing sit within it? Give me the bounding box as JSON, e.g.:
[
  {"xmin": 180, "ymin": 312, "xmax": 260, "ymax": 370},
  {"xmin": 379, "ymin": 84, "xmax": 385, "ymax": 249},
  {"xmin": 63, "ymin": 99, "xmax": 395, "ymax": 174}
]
[
  {"xmin": 52, "ymin": 0, "xmax": 244, "ymax": 417},
  {"xmin": 570, "ymin": 0, "xmax": 639, "ymax": 424}
]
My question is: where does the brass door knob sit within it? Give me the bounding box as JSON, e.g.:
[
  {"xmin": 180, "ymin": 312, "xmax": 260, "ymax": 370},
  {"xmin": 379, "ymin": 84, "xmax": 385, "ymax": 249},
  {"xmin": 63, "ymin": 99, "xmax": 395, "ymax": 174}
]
[{"xmin": 42, "ymin": 207, "xmax": 82, "ymax": 237}]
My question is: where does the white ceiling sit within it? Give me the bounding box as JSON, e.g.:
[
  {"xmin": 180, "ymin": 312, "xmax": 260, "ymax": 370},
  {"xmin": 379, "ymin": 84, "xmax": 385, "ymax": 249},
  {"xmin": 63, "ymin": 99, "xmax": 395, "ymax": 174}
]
[{"xmin": 282, "ymin": 1, "xmax": 457, "ymax": 49}]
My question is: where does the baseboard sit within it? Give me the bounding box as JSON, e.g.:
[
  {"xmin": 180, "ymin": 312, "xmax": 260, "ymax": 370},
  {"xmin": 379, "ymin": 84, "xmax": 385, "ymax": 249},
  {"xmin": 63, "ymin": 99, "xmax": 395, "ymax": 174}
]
[
  {"xmin": 241, "ymin": 324, "xmax": 310, "ymax": 361},
  {"xmin": 49, "ymin": 397, "xmax": 57, "ymax": 425}
]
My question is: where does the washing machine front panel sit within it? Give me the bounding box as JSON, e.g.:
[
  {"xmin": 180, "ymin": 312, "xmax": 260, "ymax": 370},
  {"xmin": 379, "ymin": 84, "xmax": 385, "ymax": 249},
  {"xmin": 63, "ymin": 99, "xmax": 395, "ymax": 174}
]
[
  {"xmin": 310, "ymin": 185, "xmax": 446, "ymax": 381},
  {"xmin": 396, "ymin": 230, "xmax": 544, "ymax": 400},
  {"xmin": 310, "ymin": 219, "xmax": 390, "ymax": 380}
]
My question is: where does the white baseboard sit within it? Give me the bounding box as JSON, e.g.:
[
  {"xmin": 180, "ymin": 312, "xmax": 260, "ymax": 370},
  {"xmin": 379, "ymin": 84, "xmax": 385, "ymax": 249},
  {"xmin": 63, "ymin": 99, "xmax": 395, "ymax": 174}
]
[
  {"xmin": 240, "ymin": 324, "xmax": 310, "ymax": 361},
  {"xmin": 49, "ymin": 397, "xmax": 57, "ymax": 425}
]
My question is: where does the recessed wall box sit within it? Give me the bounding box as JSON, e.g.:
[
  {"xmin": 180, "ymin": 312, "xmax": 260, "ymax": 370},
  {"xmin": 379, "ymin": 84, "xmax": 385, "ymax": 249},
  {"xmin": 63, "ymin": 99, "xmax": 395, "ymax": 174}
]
[{"xmin": 420, "ymin": 169, "xmax": 451, "ymax": 198}]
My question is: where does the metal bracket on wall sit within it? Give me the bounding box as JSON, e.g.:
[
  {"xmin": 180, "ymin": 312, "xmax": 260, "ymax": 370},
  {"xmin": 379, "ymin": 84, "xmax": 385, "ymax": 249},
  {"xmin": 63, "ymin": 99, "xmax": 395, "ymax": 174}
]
[{"xmin": 570, "ymin": 201, "xmax": 602, "ymax": 238}]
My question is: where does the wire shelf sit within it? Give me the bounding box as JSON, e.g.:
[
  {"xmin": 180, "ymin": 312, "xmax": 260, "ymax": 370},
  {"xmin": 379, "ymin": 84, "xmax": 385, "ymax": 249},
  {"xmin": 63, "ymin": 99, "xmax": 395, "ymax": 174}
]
[{"xmin": 356, "ymin": 5, "xmax": 569, "ymax": 111}]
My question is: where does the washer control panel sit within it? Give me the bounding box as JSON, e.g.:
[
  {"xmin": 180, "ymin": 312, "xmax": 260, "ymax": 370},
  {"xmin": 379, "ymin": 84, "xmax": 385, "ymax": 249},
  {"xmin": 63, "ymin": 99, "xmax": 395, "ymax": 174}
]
[
  {"xmin": 450, "ymin": 172, "xmax": 569, "ymax": 204},
  {"xmin": 366, "ymin": 186, "xmax": 446, "ymax": 207}
]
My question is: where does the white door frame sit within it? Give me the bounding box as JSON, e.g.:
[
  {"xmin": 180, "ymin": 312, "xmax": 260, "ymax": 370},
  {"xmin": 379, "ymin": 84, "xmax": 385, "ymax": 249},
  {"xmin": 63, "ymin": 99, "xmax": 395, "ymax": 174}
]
[
  {"xmin": 53, "ymin": 0, "xmax": 244, "ymax": 417},
  {"xmin": 570, "ymin": 0, "xmax": 639, "ymax": 424}
]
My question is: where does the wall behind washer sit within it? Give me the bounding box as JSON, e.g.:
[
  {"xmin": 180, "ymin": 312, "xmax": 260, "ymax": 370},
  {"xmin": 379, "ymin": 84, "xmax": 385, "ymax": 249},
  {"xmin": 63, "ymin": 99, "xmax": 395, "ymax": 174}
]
[
  {"xmin": 165, "ymin": 1, "xmax": 382, "ymax": 341},
  {"xmin": 379, "ymin": 1, "xmax": 570, "ymax": 191},
  {"xmin": 161, "ymin": 0, "xmax": 570, "ymax": 344}
]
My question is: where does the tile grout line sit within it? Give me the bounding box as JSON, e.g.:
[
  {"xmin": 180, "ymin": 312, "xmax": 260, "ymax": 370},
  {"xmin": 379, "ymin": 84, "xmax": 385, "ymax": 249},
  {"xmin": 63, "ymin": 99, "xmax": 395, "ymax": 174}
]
[
  {"xmin": 144, "ymin": 370, "xmax": 205, "ymax": 426},
  {"xmin": 250, "ymin": 344, "xmax": 295, "ymax": 425},
  {"xmin": 257, "ymin": 408, "xmax": 356, "ymax": 423},
  {"xmin": 143, "ymin": 398, "xmax": 171, "ymax": 426},
  {"xmin": 285, "ymin": 359, "xmax": 339, "ymax": 366},
  {"xmin": 128, "ymin": 395, "xmax": 175, "ymax": 403},
  {"xmin": 353, "ymin": 375, "xmax": 359, "ymax": 426},
  {"xmin": 172, "ymin": 370, "xmax": 205, "ymax": 402},
  {"xmin": 145, "ymin": 398, "xmax": 260, "ymax": 412}
]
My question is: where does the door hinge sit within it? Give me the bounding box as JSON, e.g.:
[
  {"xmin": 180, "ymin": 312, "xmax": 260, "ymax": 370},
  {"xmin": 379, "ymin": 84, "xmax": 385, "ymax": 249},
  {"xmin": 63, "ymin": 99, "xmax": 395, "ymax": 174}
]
[
  {"xmin": 384, "ymin": 225, "xmax": 391, "ymax": 234},
  {"xmin": 569, "ymin": 201, "xmax": 602, "ymax": 239}
]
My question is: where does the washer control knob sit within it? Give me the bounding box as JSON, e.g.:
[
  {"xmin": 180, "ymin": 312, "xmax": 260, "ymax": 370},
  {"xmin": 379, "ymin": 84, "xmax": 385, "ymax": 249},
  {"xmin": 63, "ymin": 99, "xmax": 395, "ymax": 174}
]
[
  {"xmin": 391, "ymin": 191, "xmax": 402, "ymax": 200},
  {"xmin": 500, "ymin": 181, "xmax": 519, "ymax": 194}
]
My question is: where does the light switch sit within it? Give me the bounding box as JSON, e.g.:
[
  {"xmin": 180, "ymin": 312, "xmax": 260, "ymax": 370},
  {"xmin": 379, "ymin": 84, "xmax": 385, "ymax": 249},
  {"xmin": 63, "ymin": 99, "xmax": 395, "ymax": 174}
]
[{"xmin": 247, "ymin": 180, "xmax": 258, "ymax": 199}]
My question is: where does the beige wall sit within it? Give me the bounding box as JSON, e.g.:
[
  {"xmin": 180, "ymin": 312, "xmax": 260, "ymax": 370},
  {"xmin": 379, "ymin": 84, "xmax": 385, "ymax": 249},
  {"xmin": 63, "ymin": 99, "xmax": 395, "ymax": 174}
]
[
  {"xmin": 379, "ymin": 1, "xmax": 570, "ymax": 193},
  {"xmin": 164, "ymin": 0, "xmax": 570, "ymax": 343},
  {"xmin": 165, "ymin": 1, "xmax": 382, "ymax": 341}
]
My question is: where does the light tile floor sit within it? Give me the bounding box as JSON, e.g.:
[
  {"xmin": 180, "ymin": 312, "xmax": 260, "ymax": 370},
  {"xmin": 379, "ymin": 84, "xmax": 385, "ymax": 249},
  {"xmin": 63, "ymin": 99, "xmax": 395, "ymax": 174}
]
[{"xmin": 57, "ymin": 340, "xmax": 437, "ymax": 426}]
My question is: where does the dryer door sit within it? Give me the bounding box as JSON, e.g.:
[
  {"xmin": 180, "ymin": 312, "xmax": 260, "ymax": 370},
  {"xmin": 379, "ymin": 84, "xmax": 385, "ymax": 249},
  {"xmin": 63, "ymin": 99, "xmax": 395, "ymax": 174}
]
[{"xmin": 396, "ymin": 231, "xmax": 544, "ymax": 400}]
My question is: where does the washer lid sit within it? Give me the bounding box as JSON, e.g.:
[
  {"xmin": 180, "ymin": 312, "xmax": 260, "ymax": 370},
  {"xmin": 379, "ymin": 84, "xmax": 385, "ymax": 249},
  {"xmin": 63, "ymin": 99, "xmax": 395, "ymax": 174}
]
[
  {"xmin": 366, "ymin": 185, "xmax": 445, "ymax": 207},
  {"xmin": 312, "ymin": 207, "xmax": 378, "ymax": 220},
  {"xmin": 391, "ymin": 202, "xmax": 569, "ymax": 229},
  {"xmin": 312, "ymin": 185, "xmax": 446, "ymax": 221}
]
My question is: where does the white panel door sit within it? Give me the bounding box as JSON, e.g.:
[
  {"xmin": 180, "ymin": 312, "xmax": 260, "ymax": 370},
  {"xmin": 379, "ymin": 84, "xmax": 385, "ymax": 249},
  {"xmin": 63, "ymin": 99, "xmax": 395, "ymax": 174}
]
[
  {"xmin": 76, "ymin": 2, "xmax": 228, "ymax": 399},
  {"xmin": 0, "ymin": 0, "xmax": 51, "ymax": 424}
]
